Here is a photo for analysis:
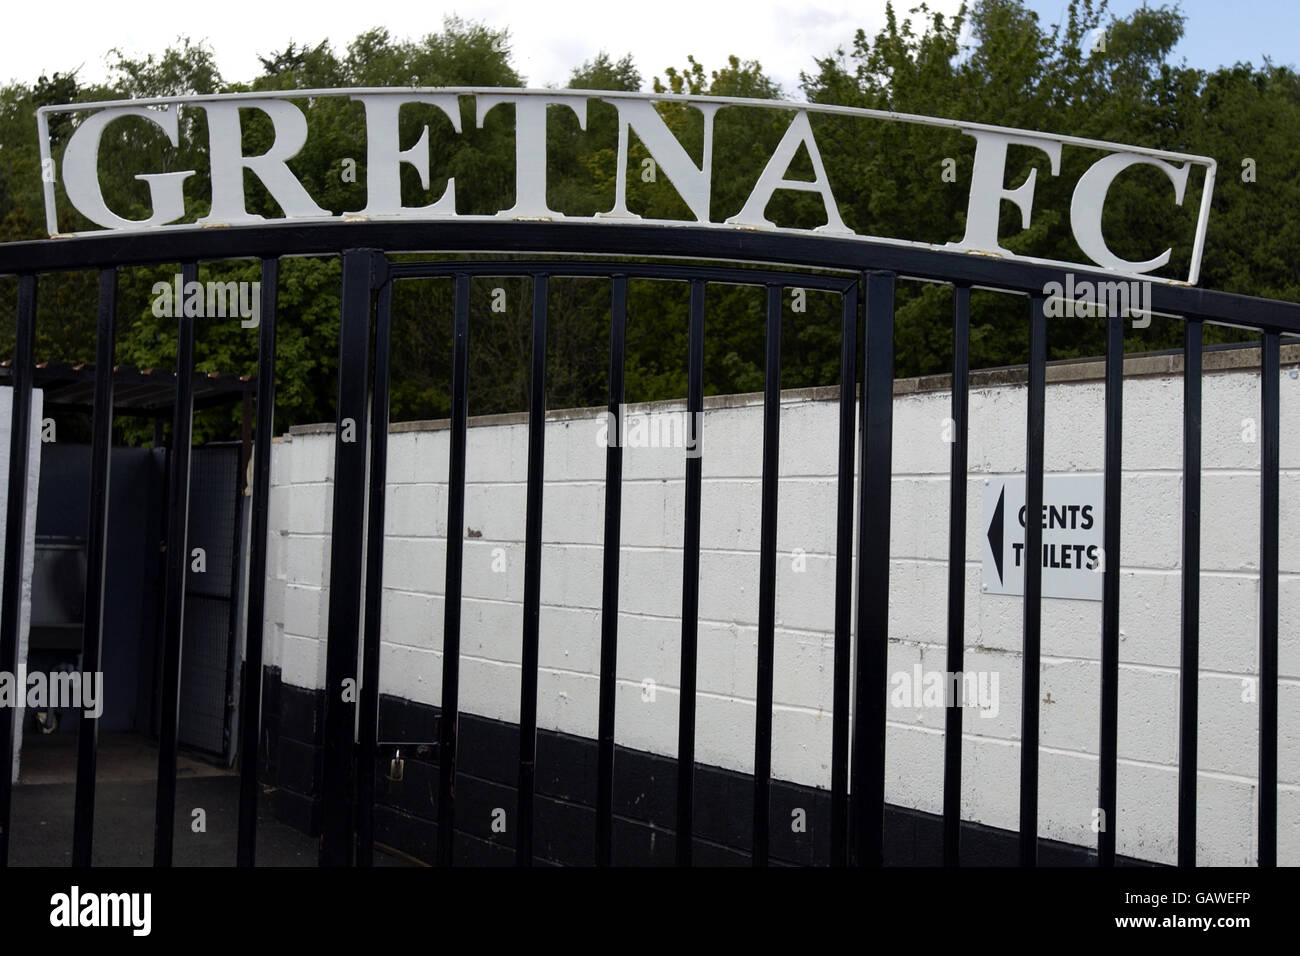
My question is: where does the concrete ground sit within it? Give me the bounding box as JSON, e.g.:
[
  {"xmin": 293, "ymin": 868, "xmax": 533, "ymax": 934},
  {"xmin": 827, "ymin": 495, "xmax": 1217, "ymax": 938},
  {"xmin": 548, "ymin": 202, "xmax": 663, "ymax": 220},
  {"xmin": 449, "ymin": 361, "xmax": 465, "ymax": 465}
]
[{"xmin": 9, "ymin": 732, "xmax": 320, "ymax": 866}]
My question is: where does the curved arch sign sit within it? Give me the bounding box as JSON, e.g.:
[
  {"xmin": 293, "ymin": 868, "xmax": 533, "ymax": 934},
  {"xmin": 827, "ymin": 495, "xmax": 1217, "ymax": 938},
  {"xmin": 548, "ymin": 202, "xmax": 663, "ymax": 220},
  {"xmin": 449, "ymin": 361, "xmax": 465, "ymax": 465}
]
[{"xmin": 37, "ymin": 88, "xmax": 1215, "ymax": 283}]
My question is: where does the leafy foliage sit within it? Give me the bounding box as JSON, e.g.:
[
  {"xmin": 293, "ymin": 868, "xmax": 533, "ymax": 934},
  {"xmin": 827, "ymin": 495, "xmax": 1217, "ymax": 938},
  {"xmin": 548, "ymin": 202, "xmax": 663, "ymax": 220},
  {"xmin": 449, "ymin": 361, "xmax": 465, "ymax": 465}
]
[{"xmin": 0, "ymin": 2, "xmax": 1295, "ymax": 444}]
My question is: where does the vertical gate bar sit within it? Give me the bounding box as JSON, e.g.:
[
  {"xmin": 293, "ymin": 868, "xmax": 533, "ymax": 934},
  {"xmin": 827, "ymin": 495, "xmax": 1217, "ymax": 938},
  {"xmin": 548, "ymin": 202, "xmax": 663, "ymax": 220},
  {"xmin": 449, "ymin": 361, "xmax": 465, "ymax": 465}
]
[
  {"xmin": 220, "ymin": 395, "xmax": 248, "ymax": 768},
  {"xmin": 357, "ymin": 279, "xmax": 392, "ymax": 868},
  {"xmin": 517, "ymin": 274, "xmax": 548, "ymax": 866},
  {"xmin": 319, "ymin": 249, "xmax": 376, "ymax": 867},
  {"xmin": 153, "ymin": 418, "xmax": 172, "ymax": 744},
  {"xmin": 830, "ymin": 282, "xmax": 859, "ymax": 867},
  {"xmin": 752, "ymin": 283, "xmax": 782, "ymax": 866},
  {"xmin": 1259, "ymin": 330, "xmax": 1279, "ymax": 868},
  {"xmin": 942, "ymin": 284, "xmax": 970, "ymax": 867},
  {"xmin": 1177, "ymin": 319, "xmax": 1202, "ymax": 868},
  {"xmin": 154, "ymin": 261, "xmax": 198, "ymax": 867},
  {"xmin": 675, "ymin": 278, "xmax": 705, "ymax": 866},
  {"xmin": 72, "ymin": 268, "xmax": 117, "ymax": 866},
  {"xmin": 437, "ymin": 273, "xmax": 471, "ymax": 867},
  {"xmin": 1019, "ymin": 294, "xmax": 1047, "ymax": 868},
  {"xmin": 851, "ymin": 271, "xmax": 894, "ymax": 867},
  {"xmin": 596, "ymin": 275, "xmax": 627, "ymax": 867},
  {"xmin": 0, "ymin": 274, "xmax": 35, "ymax": 868},
  {"xmin": 1098, "ymin": 310, "xmax": 1123, "ymax": 867},
  {"xmin": 237, "ymin": 259, "xmax": 279, "ymax": 867}
]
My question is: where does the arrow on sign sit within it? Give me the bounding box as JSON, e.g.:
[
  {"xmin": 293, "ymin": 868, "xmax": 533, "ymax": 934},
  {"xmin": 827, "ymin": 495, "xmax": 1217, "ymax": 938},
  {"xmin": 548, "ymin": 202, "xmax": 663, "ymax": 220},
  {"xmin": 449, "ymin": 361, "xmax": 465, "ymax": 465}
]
[{"xmin": 988, "ymin": 484, "xmax": 1004, "ymax": 583}]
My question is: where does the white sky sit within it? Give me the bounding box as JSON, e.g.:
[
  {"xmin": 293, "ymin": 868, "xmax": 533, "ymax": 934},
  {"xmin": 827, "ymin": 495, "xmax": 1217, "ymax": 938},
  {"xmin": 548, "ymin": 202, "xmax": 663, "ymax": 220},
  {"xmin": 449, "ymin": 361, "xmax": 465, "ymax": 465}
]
[
  {"xmin": 0, "ymin": 0, "xmax": 969, "ymax": 95},
  {"xmin": 5, "ymin": 0, "xmax": 1291, "ymax": 96}
]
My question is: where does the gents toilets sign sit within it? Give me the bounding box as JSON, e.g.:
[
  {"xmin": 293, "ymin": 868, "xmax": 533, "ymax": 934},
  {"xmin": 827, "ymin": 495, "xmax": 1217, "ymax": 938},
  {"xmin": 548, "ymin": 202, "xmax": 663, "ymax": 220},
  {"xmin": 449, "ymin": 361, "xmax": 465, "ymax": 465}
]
[{"xmin": 37, "ymin": 88, "xmax": 1216, "ymax": 283}]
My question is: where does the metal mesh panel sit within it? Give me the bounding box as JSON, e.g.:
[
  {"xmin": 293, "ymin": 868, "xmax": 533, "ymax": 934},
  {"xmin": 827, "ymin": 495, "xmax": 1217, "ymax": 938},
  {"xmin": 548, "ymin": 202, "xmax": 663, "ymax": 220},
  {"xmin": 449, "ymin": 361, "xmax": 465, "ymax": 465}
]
[{"xmin": 178, "ymin": 446, "xmax": 240, "ymax": 756}]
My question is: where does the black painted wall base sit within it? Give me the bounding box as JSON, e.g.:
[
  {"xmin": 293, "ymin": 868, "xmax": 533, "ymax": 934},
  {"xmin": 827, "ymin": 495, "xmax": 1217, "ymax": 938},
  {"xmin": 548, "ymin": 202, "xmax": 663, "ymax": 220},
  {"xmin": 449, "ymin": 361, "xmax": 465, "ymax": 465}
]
[
  {"xmin": 258, "ymin": 666, "xmax": 323, "ymax": 836},
  {"xmin": 256, "ymin": 668, "xmax": 1157, "ymax": 867}
]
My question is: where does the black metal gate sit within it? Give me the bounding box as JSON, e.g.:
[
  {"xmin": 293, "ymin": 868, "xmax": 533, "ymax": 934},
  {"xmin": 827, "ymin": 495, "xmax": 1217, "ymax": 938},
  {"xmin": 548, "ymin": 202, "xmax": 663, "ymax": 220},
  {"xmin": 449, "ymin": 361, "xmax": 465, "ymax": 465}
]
[{"xmin": 0, "ymin": 221, "xmax": 1294, "ymax": 867}]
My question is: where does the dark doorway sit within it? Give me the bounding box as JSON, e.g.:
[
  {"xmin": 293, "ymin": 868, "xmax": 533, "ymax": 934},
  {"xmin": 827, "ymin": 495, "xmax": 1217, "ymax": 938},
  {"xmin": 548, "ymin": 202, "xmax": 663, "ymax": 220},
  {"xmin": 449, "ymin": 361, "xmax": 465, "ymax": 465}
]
[
  {"xmin": 30, "ymin": 442, "xmax": 245, "ymax": 761},
  {"xmin": 32, "ymin": 444, "xmax": 162, "ymax": 736}
]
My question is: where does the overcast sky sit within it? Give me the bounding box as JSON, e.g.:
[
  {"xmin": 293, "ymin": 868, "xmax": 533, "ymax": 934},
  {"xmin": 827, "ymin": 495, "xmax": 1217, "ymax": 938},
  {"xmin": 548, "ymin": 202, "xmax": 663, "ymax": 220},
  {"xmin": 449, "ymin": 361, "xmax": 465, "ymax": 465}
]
[{"xmin": 2, "ymin": 0, "xmax": 1295, "ymax": 95}]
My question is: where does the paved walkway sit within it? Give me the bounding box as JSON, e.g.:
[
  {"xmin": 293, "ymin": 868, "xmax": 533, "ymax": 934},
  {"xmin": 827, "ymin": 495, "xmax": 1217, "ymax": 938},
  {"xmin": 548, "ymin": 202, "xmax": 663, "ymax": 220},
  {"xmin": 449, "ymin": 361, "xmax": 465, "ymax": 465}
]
[{"xmin": 9, "ymin": 732, "xmax": 319, "ymax": 866}]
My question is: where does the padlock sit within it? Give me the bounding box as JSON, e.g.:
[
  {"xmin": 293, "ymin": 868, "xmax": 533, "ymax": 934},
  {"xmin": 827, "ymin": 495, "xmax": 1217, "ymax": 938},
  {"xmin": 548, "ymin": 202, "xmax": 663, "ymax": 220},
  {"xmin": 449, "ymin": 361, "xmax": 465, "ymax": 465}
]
[{"xmin": 387, "ymin": 749, "xmax": 405, "ymax": 785}]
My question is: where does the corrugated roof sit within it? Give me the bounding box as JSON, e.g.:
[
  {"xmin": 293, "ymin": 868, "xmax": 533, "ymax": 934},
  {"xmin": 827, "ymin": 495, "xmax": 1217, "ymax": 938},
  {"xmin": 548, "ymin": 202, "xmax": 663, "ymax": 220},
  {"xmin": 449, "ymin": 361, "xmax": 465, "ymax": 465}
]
[{"xmin": 0, "ymin": 361, "xmax": 254, "ymax": 415}]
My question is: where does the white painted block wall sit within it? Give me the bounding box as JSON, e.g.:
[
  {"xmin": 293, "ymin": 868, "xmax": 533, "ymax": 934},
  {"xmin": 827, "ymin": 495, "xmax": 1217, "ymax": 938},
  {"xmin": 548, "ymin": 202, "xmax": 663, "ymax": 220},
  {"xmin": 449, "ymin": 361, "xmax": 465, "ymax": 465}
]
[
  {"xmin": 260, "ymin": 363, "xmax": 1300, "ymax": 865},
  {"xmin": 0, "ymin": 387, "xmax": 43, "ymax": 784}
]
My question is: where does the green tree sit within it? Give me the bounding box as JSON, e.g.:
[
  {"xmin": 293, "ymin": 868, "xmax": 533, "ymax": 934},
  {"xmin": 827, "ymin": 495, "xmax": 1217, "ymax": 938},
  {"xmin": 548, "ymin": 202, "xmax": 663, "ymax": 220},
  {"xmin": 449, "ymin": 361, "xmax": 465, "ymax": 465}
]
[{"xmin": 0, "ymin": 3, "xmax": 1295, "ymax": 443}]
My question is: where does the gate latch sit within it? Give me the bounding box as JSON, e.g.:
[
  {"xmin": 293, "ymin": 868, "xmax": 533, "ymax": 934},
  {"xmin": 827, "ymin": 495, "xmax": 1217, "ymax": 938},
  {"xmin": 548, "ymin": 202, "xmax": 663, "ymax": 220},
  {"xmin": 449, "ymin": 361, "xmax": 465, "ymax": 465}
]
[{"xmin": 375, "ymin": 740, "xmax": 439, "ymax": 794}]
